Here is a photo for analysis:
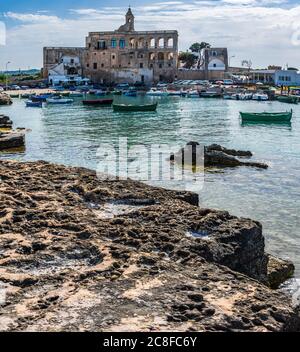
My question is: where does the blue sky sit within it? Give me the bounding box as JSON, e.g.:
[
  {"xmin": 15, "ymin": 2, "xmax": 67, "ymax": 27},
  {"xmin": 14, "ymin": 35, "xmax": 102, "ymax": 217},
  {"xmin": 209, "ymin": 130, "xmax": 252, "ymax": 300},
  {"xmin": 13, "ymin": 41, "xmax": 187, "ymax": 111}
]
[{"xmin": 1, "ymin": 0, "xmax": 300, "ymax": 70}]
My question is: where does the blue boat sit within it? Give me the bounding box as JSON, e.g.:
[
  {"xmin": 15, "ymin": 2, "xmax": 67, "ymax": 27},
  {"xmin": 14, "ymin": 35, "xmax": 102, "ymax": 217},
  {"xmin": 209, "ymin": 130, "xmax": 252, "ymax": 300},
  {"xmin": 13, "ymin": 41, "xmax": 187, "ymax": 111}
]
[
  {"xmin": 31, "ymin": 94, "xmax": 52, "ymax": 102},
  {"xmin": 124, "ymin": 88, "xmax": 137, "ymax": 97},
  {"xmin": 25, "ymin": 100, "xmax": 43, "ymax": 108}
]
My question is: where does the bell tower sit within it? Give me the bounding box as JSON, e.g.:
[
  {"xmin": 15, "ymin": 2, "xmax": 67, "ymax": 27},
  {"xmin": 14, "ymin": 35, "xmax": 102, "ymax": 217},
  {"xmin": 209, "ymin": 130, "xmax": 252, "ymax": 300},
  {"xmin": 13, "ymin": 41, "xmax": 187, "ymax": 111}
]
[
  {"xmin": 117, "ymin": 7, "xmax": 135, "ymax": 32},
  {"xmin": 125, "ymin": 7, "xmax": 135, "ymax": 31}
]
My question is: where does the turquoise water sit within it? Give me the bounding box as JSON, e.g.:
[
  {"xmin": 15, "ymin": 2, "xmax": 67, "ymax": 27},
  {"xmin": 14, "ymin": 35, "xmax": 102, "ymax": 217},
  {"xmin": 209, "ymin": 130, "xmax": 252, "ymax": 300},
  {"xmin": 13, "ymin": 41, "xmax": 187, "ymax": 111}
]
[{"xmin": 1, "ymin": 95, "xmax": 300, "ymax": 276}]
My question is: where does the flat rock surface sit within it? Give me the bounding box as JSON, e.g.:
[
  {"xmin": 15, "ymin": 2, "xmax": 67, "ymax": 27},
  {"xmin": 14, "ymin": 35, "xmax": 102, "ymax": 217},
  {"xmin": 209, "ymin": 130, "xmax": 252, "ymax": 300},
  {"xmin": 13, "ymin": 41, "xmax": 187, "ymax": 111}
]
[{"xmin": 0, "ymin": 160, "xmax": 299, "ymax": 332}]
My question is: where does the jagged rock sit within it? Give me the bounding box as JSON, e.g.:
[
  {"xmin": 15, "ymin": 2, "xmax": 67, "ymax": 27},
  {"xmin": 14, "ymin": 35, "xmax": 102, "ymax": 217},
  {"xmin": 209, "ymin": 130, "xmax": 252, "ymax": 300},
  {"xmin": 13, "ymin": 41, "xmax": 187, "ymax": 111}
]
[
  {"xmin": 0, "ymin": 132, "xmax": 25, "ymax": 151},
  {"xmin": 0, "ymin": 93, "xmax": 12, "ymax": 105},
  {"xmin": 0, "ymin": 115, "xmax": 13, "ymax": 129},
  {"xmin": 0, "ymin": 160, "xmax": 298, "ymax": 332},
  {"xmin": 205, "ymin": 144, "xmax": 252, "ymax": 157},
  {"xmin": 171, "ymin": 141, "xmax": 268, "ymax": 169},
  {"xmin": 268, "ymin": 255, "xmax": 295, "ymax": 289}
]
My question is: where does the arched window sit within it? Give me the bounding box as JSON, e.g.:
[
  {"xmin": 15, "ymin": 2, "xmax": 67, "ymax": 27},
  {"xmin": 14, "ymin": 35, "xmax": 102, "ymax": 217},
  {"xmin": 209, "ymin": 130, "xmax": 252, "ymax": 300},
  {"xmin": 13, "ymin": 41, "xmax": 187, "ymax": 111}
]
[
  {"xmin": 149, "ymin": 52, "xmax": 155, "ymax": 61},
  {"xmin": 119, "ymin": 39, "xmax": 125, "ymax": 49},
  {"xmin": 167, "ymin": 38, "xmax": 173, "ymax": 48},
  {"xmin": 150, "ymin": 38, "xmax": 155, "ymax": 48},
  {"xmin": 158, "ymin": 38, "xmax": 164, "ymax": 48},
  {"xmin": 129, "ymin": 38, "xmax": 135, "ymax": 48},
  {"xmin": 138, "ymin": 38, "xmax": 144, "ymax": 48},
  {"xmin": 158, "ymin": 52, "xmax": 164, "ymax": 61},
  {"xmin": 167, "ymin": 52, "xmax": 174, "ymax": 60},
  {"xmin": 111, "ymin": 38, "xmax": 117, "ymax": 48}
]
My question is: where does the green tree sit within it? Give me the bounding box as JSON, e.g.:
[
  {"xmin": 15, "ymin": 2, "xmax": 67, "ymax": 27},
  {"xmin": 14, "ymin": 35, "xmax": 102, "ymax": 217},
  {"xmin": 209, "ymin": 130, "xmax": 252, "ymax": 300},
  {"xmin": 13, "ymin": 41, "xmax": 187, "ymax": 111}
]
[
  {"xmin": 0, "ymin": 73, "xmax": 6, "ymax": 83},
  {"xmin": 178, "ymin": 51, "xmax": 198, "ymax": 69},
  {"xmin": 189, "ymin": 42, "xmax": 211, "ymax": 53}
]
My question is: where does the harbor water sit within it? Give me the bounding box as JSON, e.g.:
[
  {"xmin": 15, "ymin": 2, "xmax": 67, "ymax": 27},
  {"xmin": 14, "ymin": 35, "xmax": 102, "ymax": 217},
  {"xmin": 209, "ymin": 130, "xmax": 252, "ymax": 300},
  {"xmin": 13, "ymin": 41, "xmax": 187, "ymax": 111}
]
[{"xmin": 1, "ymin": 95, "xmax": 300, "ymax": 277}]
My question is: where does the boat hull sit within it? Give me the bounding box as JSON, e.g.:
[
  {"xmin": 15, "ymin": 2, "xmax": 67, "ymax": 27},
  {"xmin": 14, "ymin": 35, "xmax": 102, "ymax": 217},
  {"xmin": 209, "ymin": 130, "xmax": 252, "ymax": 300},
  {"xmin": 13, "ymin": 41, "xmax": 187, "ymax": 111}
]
[
  {"xmin": 82, "ymin": 99, "xmax": 113, "ymax": 106},
  {"xmin": 46, "ymin": 98, "xmax": 73, "ymax": 104},
  {"xmin": 240, "ymin": 111, "xmax": 293, "ymax": 123},
  {"xmin": 25, "ymin": 101, "xmax": 42, "ymax": 108},
  {"xmin": 113, "ymin": 103, "xmax": 157, "ymax": 112},
  {"xmin": 277, "ymin": 96, "xmax": 299, "ymax": 104}
]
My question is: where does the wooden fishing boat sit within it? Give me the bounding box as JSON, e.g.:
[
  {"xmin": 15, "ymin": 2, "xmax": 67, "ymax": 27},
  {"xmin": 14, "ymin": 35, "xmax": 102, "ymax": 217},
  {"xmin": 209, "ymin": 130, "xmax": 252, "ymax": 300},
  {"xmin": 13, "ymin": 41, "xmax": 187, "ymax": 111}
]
[
  {"xmin": 277, "ymin": 95, "xmax": 298, "ymax": 104},
  {"xmin": 25, "ymin": 100, "xmax": 42, "ymax": 108},
  {"xmin": 82, "ymin": 99, "xmax": 113, "ymax": 106},
  {"xmin": 113, "ymin": 103, "xmax": 157, "ymax": 112},
  {"xmin": 240, "ymin": 110, "xmax": 293, "ymax": 123}
]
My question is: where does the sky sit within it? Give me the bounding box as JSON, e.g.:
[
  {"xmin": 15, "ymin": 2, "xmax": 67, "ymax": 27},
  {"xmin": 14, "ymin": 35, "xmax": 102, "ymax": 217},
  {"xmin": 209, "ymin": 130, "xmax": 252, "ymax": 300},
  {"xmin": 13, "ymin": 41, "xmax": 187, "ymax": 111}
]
[{"xmin": 0, "ymin": 0, "xmax": 300, "ymax": 70}]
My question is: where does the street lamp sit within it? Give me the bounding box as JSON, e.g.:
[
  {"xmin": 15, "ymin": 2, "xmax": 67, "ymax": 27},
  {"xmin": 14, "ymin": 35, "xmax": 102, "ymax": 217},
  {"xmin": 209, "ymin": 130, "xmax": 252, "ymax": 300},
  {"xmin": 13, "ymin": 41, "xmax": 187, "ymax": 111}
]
[{"xmin": 5, "ymin": 61, "xmax": 11, "ymax": 90}]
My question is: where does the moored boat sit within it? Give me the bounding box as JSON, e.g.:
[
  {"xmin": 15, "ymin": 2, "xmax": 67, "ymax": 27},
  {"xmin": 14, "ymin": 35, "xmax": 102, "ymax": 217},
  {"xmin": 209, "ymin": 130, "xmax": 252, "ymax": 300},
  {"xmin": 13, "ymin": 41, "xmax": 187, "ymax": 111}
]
[
  {"xmin": 146, "ymin": 88, "xmax": 168, "ymax": 96},
  {"xmin": 167, "ymin": 90, "xmax": 182, "ymax": 96},
  {"xmin": 112, "ymin": 90, "xmax": 122, "ymax": 95},
  {"xmin": 46, "ymin": 98, "xmax": 73, "ymax": 104},
  {"xmin": 25, "ymin": 100, "xmax": 43, "ymax": 108},
  {"xmin": 200, "ymin": 91, "xmax": 221, "ymax": 98},
  {"xmin": 240, "ymin": 110, "xmax": 293, "ymax": 123},
  {"xmin": 277, "ymin": 95, "xmax": 299, "ymax": 104},
  {"xmin": 113, "ymin": 103, "xmax": 157, "ymax": 112},
  {"xmin": 69, "ymin": 91, "xmax": 84, "ymax": 97},
  {"xmin": 31, "ymin": 94, "xmax": 52, "ymax": 102},
  {"xmin": 82, "ymin": 99, "xmax": 113, "ymax": 106},
  {"xmin": 124, "ymin": 88, "xmax": 137, "ymax": 97},
  {"xmin": 252, "ymin": 92, "xmax": 269, "ymax": 101},
  {"xmin": 186, "ymin": 90, "xmax": 200, "ymax": 98}
]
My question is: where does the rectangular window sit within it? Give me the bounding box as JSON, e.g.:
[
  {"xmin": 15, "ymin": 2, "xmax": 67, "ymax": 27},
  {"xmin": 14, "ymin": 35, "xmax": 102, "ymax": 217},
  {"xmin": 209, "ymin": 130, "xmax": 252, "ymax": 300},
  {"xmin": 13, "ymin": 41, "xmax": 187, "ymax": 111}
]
[
  {"xmin": 93, "ymin": 63, "xmax": 97, "ymax": 70},
  {"xmin": 119, "ymin": 39, "xmax": 125, "ymax": 49},
  {"xmin": 140, "ymin": 63, "xmax": 143, "ymax": 68},
  {"xmin": 111, "ymin": 39, "xmax": 117, "ymax": 48}
]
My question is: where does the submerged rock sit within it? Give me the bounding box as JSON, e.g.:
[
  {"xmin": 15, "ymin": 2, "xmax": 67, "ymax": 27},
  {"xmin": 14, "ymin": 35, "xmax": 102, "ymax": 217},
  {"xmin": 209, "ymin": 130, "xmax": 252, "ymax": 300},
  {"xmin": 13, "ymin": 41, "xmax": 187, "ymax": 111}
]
[
  {"xmin": 0, "ymin": 160, "xmax": 298, "ymax": 332},
  {"xmin": 171, "ymin": 141, "xmax": 268, "ymax": 169},
  {"xmin": 0, "ymin": 93, "xmax": 12, "ymax": 106}
]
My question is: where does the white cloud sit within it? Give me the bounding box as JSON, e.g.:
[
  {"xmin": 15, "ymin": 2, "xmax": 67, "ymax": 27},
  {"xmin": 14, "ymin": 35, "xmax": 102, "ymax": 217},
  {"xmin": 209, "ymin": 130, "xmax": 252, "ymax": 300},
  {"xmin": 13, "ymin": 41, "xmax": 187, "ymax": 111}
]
[
  {"xmin": 4, "ymin": 12, "xmax": 59, "ymax": 23},
  {"xmin": 1, "ymin": 2, "xmax": 300, "ymax": 70}
]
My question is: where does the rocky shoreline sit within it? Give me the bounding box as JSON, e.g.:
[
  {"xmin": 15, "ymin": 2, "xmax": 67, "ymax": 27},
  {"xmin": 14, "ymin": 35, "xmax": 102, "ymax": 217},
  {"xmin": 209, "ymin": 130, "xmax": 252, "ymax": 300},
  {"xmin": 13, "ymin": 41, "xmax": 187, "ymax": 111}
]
[
  {"xmin": 0, "ymin": 115, "xmax": 25, "ymax": 151},
  {"xmin": 0, "ymin": 159, "xmax": 299, "ymax": 331}
]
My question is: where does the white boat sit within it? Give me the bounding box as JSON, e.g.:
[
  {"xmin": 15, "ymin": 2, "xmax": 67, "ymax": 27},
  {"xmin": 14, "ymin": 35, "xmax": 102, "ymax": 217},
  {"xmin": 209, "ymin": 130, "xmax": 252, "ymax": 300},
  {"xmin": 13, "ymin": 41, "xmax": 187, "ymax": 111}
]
[
  {"xmin": 46, "ymin": 98, "xmax": 74, "ymax": 104},
  {"xmin": 223, "ymin": 94, "xmax": 233, "ymax": 100},
  {"xmin": 69, "ymin": 91, "xmax": 84, "ymax": 97},
  {"xmin": 146, "ymin": 88, "xmax": 168, "ymax": 96},
  {"xmin": 167, "ymin": 90, "xmax": 182, "ymax": 96},
  {"xmin": 240, "ymin": 93, "xmax": 253, "ymax": 100},
  {"xmin": 252, "ymin": 92, "xmax": 268, "ymax": 101},
  {"xmin": 186, "ymin": 90, "xmax": 200, "ymax": 98}
]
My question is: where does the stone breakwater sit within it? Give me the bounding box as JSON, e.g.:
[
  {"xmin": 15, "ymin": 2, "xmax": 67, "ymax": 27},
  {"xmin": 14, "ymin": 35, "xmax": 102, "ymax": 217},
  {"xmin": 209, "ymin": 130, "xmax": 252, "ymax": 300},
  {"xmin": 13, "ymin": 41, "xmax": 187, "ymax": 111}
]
[{"xmin": 0, "ymin": 160, "xmax": 299, "ymax": 332}]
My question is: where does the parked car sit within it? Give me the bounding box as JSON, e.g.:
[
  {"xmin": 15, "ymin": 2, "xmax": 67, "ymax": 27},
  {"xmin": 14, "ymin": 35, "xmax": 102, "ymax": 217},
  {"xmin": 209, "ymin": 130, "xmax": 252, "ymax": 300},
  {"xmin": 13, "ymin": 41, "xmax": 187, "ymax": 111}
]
[{"xmin": 10, "ymin": 85, "xmax": 21, "ymax": 90}]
